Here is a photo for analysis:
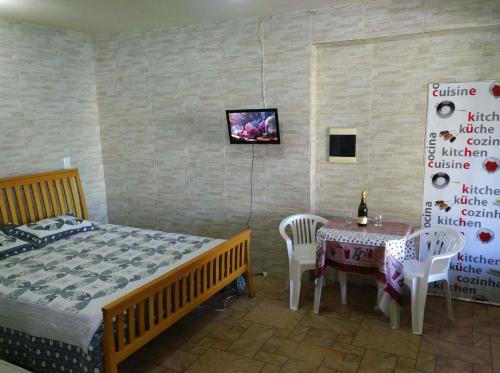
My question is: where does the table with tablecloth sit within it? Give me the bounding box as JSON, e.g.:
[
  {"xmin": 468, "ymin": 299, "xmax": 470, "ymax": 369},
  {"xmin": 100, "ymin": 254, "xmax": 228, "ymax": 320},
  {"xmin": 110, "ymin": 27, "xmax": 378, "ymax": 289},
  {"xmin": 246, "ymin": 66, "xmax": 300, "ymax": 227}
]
[{"xmin": 314, "ymin": 217, "xmax": 416, "ymax": 328}]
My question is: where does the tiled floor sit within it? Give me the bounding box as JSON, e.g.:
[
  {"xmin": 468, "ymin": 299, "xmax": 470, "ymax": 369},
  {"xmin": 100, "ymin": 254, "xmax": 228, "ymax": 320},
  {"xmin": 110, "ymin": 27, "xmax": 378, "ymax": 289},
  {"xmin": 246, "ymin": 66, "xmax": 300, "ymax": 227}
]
[{"xmin": 119, "ymin": 276, "xmax": 500, "ymax": 373}]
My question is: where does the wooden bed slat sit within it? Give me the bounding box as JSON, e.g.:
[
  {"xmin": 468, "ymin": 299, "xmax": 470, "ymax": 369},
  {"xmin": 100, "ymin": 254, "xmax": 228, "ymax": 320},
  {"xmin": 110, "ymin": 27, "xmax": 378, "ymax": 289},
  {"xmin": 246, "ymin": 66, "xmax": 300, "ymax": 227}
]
[
  {"xmin": 62, "ymin": 178, "xmax": 74, "ymax": 215},
  {"xmin": 116, "ymin": 313, "xmax": 125, "ymax": 351},
  {"xmin": 54, "ymin": 179, "xmax": 67, "ymax": 215},
  {"xmin": 0, "ymin": 191, "xmax": 8, "ymax": 224},
  {"xmin": 47, "ymin": 181, "xmax": 60, "ymax": 217},
  {"xmin": 22, "ymin": 185, "xmax": 36, "ymax": 222},
  {"xmin": 31, "ymin": 183, "xmax": 44, "ymax": 220},
  {"xmin": 5, "ymin": 188, "xmax": 18, "ymax": 225},
  {"xmin": 127, "ymin": 308, "xmax": 135, "ymax": 344},
  {"xmin": 0, "ymin": 169, "xmax": 89, "ymax": 227},
  {"xmin": 157, "ymin": 289, "xmax": 164, "ymax": 322},
  {"xmin": 148, "ymin": 295, "xmax": 154, "ymax": 329},
  {"xmin": 69, "ymin": 178, "xmax": 82, "ymax": 218},
  {"xmin": 14, "ymin": 186, "xmax": 27, "ymax": 223},
  {"xmin": 166, "ymin": 286, "xmax": 172, "ymax": 318}
]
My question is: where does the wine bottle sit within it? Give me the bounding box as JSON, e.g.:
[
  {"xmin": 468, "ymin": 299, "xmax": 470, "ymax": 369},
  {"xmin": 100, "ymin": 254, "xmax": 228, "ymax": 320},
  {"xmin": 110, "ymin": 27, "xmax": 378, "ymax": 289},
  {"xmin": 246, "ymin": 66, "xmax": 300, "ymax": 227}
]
[{"xmin": 357, "ymin": 191, "xmax": 368, "ymax": 227}]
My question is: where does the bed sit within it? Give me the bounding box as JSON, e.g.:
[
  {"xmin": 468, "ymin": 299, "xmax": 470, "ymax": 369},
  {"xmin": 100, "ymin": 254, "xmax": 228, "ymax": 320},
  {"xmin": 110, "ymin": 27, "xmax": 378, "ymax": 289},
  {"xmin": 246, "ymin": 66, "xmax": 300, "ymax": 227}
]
[{"xmin": 0, "ymin": 169, "xmax": 255, "ymax": 373}]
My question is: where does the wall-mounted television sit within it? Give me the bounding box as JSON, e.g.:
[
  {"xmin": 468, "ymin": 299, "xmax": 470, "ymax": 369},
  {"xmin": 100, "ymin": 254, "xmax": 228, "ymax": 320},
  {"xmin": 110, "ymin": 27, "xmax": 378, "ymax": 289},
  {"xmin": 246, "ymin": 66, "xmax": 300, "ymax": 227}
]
[{"xmin": 226, "ymin": 108, "xmax": 280, "ymax": 144}]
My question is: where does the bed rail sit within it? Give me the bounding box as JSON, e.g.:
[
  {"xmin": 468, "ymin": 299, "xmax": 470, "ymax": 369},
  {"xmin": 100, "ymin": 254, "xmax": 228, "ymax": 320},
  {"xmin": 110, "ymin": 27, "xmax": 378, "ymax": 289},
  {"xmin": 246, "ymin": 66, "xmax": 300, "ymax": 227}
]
[{"xmin": 102, "ymin": 229, "xmax": 254, "ymax": 373}]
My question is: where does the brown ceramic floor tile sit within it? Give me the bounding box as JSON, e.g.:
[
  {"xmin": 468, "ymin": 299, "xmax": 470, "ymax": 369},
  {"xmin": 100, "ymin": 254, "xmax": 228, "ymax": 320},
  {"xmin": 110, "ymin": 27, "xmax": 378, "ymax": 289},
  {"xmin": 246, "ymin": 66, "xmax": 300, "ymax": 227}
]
[
  {"xmin": 316, "ymin": 367, "xmax": 338, "ymax": 373},
  {"xmin": 244, "ymin": 299, "xmax": 306, "ymax": 330},
  {"xmin": 330, "ymin": 342, "xmax": 366, "ymax": 357},
  {"xmin": 157, "ymin": 349, "xmax": 199, "ymax": 372},
  {"xmin": 302, "ymin": 328, "xmax": 337, "ymax": 348},
  {"xmin": 321, "ymin": 350, "xmax": 361, "ymax": 372},
  {"xmin": 415, "ymin": 351, "xmax": 435, "ymax": 373},
  {"xmin": 473, "ymin": 364, "xmax": 493, "ymax": 373},
  {"xmin": 352, "ymin": 318, "xmax": 421, "ymax": 359},
  {"xmin": 260, "ymin": 363, "xmax": 281, "ymax": 373},
  {"xmin": 226, "ymin": 323, "xmax": 275, "ymax": 357},
  {"xmin": 398, "ymin": 356, "xmax": 417, "ymax": 369},
  {"xmin": 253, "ymin": 350, "xmax": 288, "ymax": 367},
  {"xmin": 439, "ymin": 323, "xmax": 473, "ymax": 346},
  {"xmin": 115, "ymin": 277, "xmax": 500, "ymax": 373},
  {"xmin": 420, "ymin": 336, "xmax": 491, "ymax": 366},
  {"xmin": 288, "ymin": 324, "xmax": 309, "ymax": 342},
  {"xmin": 185, "ymin": 348, "xmax": 265, "ymax": 373},
  {"xmin": 208, "ymin": 321, "xmax": 246, "ymax": 342},
  {"xmin": 300, "ymin": 312, "xmax": 360, "ymax": 336},
  {"xmin": 184, "ymin": 335, "xmax": 218, "ymax": 354},
  {"xmin": 358, "ymin": 349, "xmax": 398, "ymax": 373},
  {"xmin": 394, "ymin": 367, "xmax": 426, "ymax": 373},
  {"xmin": 435, "ymin": 355, "xmax": 473, "ymax": 372}
]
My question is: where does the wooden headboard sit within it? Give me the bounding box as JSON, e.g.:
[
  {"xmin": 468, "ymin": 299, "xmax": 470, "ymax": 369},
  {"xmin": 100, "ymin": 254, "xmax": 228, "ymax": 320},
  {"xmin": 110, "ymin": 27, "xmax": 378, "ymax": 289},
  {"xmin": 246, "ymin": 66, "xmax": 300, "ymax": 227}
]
[{"xmin": 0, "ymin": 169, "xmax": 88, "ymax": 227}]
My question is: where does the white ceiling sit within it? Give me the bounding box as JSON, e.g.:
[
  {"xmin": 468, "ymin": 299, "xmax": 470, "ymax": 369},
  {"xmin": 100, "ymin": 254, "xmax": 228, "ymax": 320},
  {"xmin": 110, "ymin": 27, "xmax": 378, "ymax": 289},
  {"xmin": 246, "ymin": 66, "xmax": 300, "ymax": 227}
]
[{"xmin": 0, "ymin": 0, "xmax": 350, "ymax": 34}]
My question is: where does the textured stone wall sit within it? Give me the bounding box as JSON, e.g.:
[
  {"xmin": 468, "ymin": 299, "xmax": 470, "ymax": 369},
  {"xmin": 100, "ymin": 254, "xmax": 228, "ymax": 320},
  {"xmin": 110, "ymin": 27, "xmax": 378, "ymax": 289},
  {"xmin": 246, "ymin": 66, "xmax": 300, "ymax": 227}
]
[
  {"xmin": 94, "ymin": 0, "xmax": 500, "ymax": 275},
  {"xmin": 0, "ymin": 20, "xmax": 107, "ymax": 221},
  {"xmin": 316, "ymin": 27, "xmax": 500, "ymax": 227}
]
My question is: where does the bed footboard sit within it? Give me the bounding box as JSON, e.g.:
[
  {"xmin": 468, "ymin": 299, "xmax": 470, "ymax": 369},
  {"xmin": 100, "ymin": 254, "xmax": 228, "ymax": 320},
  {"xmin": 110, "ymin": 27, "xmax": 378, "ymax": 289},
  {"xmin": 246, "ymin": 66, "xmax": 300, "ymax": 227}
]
[{"xmin": 102, "ymin": 229, "xmax": 254, "ymax": 373}]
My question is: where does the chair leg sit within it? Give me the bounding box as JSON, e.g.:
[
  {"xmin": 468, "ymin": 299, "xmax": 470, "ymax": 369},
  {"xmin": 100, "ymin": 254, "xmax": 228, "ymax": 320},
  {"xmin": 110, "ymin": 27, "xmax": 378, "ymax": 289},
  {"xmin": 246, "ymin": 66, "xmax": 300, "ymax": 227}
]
[
  {"xmin": 338, "ymin": 271, "xmax": 347, "ymax": 305},
  {"xmin": 313, "ymin": 275, "xmax": 323, "ymax": 313},
  {"xmin": 290, "ymin": 264, "xmax": 302, "ymax": 310},
  {"xmin": 410, "ymin": 278, "xmax": 428, "ymax": 335},
  {"xmin": 443, "ymin": 278, "xmax": 454, "ymax": 321}
]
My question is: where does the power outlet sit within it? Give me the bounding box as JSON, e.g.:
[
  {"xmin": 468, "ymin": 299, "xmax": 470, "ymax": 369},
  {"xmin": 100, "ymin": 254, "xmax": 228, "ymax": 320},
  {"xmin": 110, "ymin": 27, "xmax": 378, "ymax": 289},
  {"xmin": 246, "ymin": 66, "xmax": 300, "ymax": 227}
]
[{"xmin": 63, "ymin": 157, "xmax": 72, "ymax": 169}]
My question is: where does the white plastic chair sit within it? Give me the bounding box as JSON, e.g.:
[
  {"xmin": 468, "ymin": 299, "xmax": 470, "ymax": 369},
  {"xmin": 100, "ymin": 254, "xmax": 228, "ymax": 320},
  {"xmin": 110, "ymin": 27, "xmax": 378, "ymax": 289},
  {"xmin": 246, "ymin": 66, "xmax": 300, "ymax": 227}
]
[
  {"xmin": 403, "ymin": 227, "xmax": 465, "ymax": 335},
  {"xmin": 279, "ymin": 214, "xmax": 328, "ymax": 310}
]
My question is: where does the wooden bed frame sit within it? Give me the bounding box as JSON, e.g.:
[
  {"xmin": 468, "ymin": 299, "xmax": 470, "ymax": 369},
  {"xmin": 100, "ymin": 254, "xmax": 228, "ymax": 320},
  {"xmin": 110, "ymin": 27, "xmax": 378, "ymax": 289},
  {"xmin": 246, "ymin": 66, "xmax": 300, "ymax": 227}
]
[{"xmin": 0, "ymin": 169, "xmax": 255, "ymax": 373}]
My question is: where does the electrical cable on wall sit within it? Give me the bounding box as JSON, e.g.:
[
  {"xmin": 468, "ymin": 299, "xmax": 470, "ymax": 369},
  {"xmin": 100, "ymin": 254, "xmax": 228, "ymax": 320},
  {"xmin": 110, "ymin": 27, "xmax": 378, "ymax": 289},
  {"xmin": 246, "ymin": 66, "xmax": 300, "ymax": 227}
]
[
  {"xmin": 247, "ymin": 15, "xmax": 268, "ymax": 230},
  {"xmin": 246, "ymin": 143, "xmax": 255, "ymax": 229}
]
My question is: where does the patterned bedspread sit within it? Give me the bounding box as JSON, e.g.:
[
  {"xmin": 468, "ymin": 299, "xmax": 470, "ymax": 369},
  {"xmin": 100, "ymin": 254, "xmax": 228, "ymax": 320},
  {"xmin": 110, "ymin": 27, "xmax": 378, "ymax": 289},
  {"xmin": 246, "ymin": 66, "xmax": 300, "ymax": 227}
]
[{"xmin": 0, "ymin": 223, "xmax": 223, "ymax": 352}]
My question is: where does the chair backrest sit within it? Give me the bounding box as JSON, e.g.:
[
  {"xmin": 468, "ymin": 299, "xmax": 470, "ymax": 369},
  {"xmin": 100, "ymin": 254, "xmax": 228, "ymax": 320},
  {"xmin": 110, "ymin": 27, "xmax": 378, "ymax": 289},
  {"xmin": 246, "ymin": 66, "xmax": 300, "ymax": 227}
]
[
  {"xmin": 279, "ymin": 214, "xmax": 328, "ymax": 261},
  {"xmin": 408, "ymin": 227, "xmax": 465, "ymax": 277}
]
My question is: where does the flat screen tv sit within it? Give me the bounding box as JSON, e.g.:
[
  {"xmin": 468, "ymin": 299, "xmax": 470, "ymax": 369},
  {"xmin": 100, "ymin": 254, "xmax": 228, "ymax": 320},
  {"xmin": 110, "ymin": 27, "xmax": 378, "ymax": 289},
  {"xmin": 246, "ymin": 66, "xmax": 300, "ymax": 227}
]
[{"xmin": 226, "ymin": 108, "xmax": 280, "ymax": 144}]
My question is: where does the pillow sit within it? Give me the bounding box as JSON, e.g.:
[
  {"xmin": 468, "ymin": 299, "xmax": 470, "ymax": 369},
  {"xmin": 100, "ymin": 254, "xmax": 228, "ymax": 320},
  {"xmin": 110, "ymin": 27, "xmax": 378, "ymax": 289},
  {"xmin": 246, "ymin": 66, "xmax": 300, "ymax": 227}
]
[
  {"xmin": 0, "ymin": 231, "xmax": 34, "ymax": 259},
  {"xmin": 4, "ymin": 215, "xmax": 97, "ymax": 248}
]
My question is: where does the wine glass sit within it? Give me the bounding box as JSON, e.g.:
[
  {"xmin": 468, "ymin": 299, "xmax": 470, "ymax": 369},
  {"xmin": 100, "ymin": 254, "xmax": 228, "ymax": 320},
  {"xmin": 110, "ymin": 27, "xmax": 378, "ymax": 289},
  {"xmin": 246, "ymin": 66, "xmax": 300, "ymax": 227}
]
[
  {"xmin": 374, "ymin": 213, "xmax": 384, "ymax": 227},
  {"xmin": 344, "ymin": 210, "xmax": 354, "ymax": 224}
]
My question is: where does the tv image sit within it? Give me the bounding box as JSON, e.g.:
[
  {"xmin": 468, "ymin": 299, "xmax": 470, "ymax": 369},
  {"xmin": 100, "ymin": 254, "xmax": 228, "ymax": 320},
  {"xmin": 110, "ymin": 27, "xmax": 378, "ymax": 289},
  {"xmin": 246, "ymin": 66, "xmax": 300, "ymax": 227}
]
[{"xmin": 226, "ymin": 108, "xmax": 280, "ymax": 144}]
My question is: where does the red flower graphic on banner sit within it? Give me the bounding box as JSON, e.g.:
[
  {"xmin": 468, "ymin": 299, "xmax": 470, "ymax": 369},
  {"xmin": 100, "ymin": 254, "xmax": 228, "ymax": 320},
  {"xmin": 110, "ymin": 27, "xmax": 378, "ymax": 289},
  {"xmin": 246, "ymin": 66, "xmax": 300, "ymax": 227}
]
[
  {"xmin": 477, "ymin": 229, "xmax": 494, "ymax": 244},
  {"xmin": 492, "ymin": 84, "xmax": 500, "ymax": 97}
]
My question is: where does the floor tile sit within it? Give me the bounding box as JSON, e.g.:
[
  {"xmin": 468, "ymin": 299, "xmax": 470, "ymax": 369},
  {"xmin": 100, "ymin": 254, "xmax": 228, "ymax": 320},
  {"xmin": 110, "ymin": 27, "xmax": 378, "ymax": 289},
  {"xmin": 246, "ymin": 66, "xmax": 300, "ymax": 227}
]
[
  {"xmin": 158, "ymin": 348, "xmax": 199, "ymax": 371},
  {"xmin": 415, "ymin": 351, "xmax": 435, "ymax": 372},
  {"xmin": 300, "ymin": 312, "xmax": 360, "ymax": 336},
  {"xmin": 244, "ymin": 299, "xmax": 306, "ymax": 330},
  {"xmin": 358, "ymin": 349, "xmax": 398, "ymax": 372},
  {"xmin": 352, "ymin": 318, "xmax": 421, "ymax": 359},
  {"xmin": 185, "ymin": 348, "xmax": 265, "ymax": 373},
  {"xmin": 321, "ymin": 350, "xmax": 361, "ymax": 372},
  {"xmin": 226, "ymin": 323, "xmax": 275, "ymax": 357},
  {"xmin": 420, "ymin": 336, "xmax": 491, "ymax": 366},
  {"xmin": 115, "ymin": 276, "xmax": 499, "ymax": 373}
]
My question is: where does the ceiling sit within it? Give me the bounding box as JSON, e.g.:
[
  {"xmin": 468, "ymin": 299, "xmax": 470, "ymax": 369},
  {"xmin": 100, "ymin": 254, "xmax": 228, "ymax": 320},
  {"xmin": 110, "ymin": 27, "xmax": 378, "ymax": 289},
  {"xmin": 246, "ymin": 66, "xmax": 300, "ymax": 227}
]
[{"xmin": 0, "ymin": 0, "xmax": 350, "ymax": 35}]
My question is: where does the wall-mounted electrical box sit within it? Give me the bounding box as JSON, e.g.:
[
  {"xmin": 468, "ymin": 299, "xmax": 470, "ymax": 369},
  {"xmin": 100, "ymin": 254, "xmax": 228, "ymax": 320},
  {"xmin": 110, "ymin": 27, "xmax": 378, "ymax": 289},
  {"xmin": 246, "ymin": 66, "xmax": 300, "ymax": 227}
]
[{"xmin": 329, "ymin": 128, "xmax": 357, "ymax": 163}]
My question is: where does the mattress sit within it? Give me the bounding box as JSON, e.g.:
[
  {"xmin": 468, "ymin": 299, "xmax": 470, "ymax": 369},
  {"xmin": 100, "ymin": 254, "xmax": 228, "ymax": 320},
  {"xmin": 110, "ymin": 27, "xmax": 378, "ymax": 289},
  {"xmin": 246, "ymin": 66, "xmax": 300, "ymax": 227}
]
[{"xmin": 0, "ymin": 223, "xmax": 223, "ymax": 353}]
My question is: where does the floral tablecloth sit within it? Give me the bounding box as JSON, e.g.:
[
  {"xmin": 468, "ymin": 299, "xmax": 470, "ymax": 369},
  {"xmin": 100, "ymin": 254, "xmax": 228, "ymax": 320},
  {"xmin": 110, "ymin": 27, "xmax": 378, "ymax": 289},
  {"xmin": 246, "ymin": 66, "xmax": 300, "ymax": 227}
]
[{"xmin": 315, "ymin": 218, "xmax": 416, "ymax": 311}]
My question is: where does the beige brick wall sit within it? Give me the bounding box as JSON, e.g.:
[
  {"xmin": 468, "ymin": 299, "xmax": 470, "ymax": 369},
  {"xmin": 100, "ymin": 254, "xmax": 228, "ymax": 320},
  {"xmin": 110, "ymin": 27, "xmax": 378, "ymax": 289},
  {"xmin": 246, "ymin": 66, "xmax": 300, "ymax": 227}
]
[
  {"xmin": 0, "ymin": 20, "xmax": 107, "ymax": 221},
  {"xmin": 316, "ymin": 26, "xmax": 500, "ymax": 227},
  {"xmin": 93, "ymin": 0, "xmax": 500, "ymax": 275}
]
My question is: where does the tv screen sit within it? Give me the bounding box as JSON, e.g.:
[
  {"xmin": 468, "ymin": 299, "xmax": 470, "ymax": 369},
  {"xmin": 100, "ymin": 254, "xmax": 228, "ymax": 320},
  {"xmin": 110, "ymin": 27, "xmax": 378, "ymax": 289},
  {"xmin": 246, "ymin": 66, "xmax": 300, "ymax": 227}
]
[{"xmin": 226, "ymin": 108, "xmax": 280, "ymax": 144}]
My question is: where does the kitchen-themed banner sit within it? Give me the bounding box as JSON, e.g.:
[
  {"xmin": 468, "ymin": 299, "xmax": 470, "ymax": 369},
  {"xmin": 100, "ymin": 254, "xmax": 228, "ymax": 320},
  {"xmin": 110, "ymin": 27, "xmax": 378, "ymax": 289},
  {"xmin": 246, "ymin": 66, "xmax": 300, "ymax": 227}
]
[{"xmin": 422, "ymin": 81, "xmax": 500, "ymax": 305}]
